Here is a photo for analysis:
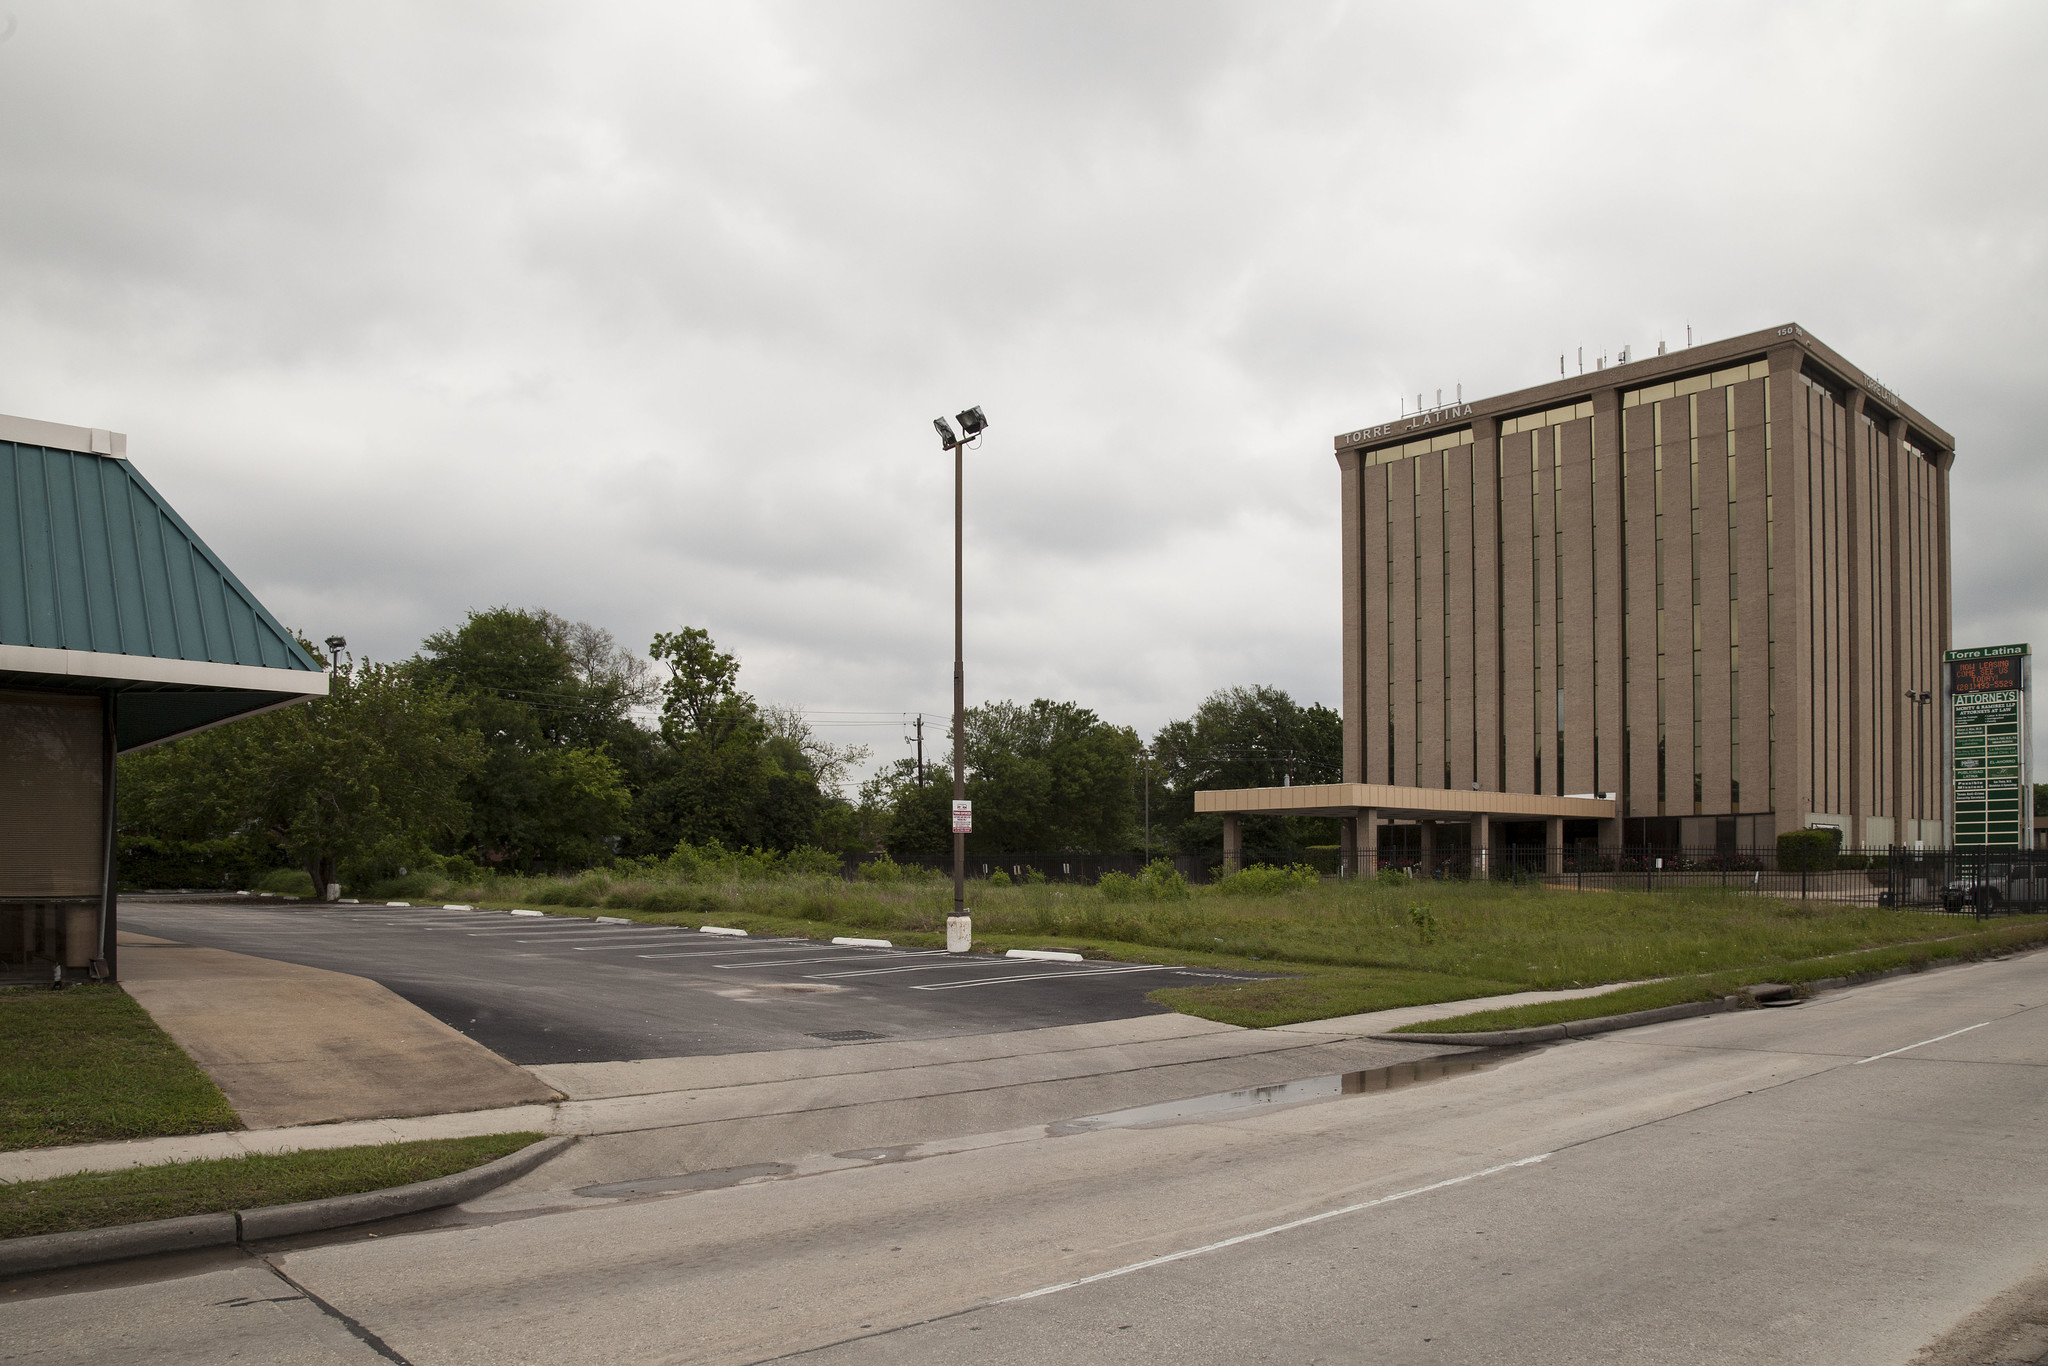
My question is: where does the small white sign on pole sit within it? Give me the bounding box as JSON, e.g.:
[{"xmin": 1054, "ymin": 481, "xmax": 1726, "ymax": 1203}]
[{"xmin": 951, "ymin": 800, "xmax": 973, "ymax": 834}]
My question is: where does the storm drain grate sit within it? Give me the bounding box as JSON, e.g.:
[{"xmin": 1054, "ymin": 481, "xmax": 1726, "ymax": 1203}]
[{"xmin": 807, "ymin": 1029, "xmax": 888, "ymax": 1042}]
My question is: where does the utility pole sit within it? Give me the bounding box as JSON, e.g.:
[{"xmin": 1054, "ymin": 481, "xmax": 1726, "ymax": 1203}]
[{"xmin": 914, "ymin": 713, "xmax": 925, "ymax": 786}]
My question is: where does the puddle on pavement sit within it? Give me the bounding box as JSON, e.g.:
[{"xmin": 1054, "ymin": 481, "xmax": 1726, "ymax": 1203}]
[
  {"xmin": 1046, "ymin": 1051, "xmax": 1513, "ymax": 1136},
  {"xmin": 575, "ymin": 1163, "xmax": 794, "ymax": 1200}
]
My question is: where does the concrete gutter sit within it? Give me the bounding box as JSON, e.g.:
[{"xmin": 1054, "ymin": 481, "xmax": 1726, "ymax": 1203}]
[{"xmin": 0, "ymin": 1135, "xmax": 572, "ymax": 1278}]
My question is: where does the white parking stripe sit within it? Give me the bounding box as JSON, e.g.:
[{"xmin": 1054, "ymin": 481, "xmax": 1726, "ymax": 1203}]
[
  {"xmin": 635, "ymin": 945, "xmax": 846, "ymax": 960},
  {"xmin": 803, "ymin": 958, "xmax": 978, "ymax": 979},
  {"xmin": 909, "ymin": 964, "xmax": 1181, "ymax": 991}
]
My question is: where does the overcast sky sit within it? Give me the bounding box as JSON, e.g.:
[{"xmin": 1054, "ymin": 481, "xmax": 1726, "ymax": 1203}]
[{"xmin": 3, "ymin": 2, "xmax": 2044, "ymax": 772}]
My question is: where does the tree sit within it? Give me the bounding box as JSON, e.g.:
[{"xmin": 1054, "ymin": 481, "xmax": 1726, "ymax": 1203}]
[
  {"xmin": 414, "ymin": 607, "xmax": 636, "ymax": 870},
  {"xmin": 1151, "ymin": 686, "xmax": 1343, "ymax": 850},
  {"xmin": 119, "ymin": 660, "xmax": 482, "ymax": 899},
  {"xmin": 630, "ymin": 625, "xmax": 832, "ymax": 854},
  {"xmin": 881, "ymin": 699, "xmax": 1141, "ymax": 856}
]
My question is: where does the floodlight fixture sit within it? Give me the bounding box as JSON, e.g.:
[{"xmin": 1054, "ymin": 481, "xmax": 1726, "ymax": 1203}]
[
  {"xmin": 933, "ymin": 416, "xmax": 959, "ymax": 450},
  {"xmin": 325, "ymin": 635, "xmax": 346, "ymax": 652},
  {"xmin": 955, "ymin": 405, "xmax": 988, "ymax": 438}
]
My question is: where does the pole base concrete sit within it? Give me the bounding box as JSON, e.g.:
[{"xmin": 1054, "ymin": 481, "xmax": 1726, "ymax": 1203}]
[{"xmin": 946, "ymin": 915, "xmax": 972, "ymax": 953}]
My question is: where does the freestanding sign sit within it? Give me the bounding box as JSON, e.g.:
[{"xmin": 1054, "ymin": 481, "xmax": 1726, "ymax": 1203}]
[{"xmin": 1946, "ymin": 644, "xmax": 2031, "ymax": 848}]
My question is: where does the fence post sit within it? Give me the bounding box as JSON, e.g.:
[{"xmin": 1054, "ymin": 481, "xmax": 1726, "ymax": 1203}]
[{"xmin": 1802, "ymin": 861, "xmax": 1808, "ymax": 901}]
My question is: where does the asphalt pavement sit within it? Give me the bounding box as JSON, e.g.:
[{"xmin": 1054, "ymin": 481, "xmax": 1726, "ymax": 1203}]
[
  {"xmin": 116, "ymin": 899, "xmax": 1262, "ymax": 1064},
  {"xmin": 10, "ymin": 946, "xmax": 2048, "ymax": 1364}
]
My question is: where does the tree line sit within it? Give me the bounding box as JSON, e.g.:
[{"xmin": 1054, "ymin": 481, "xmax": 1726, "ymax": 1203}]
[{"xmin": 117, "ymin": 606, "xmax": 1341, "ymax": 895}]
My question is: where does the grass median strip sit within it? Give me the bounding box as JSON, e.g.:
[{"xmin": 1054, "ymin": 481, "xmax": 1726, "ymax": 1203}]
[
  {"xmin": 1, "ymin": 985, "xmax": 240, "ymax": 1151},
  {"xmin": 1390, "ymin": 919, "xmax": 2048, "ymax": 1035},
  {"xmin": 0, "ymin": 1133, "xmax": 544, "ymax": 1240}
]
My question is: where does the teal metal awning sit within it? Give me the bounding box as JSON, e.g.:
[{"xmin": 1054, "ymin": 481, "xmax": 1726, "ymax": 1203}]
[{"xmin": 1, "ymin": 414, "xmax": 327, "ymax": 750}]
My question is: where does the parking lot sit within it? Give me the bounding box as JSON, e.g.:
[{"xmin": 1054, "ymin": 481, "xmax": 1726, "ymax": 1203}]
[{"xmin": 119, "ymin": 899, "xmax": 1265, "ymax": 1065}]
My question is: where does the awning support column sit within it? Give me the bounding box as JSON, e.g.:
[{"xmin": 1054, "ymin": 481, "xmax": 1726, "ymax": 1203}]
[
  {"xmin": 1419, "ymin": 820, "xmax": 1436, "ymax": 875},
  {"xmin": 1471, "ymin": 812, "xmax": 1490, "ymax": 879},
  {"xmin": 1361, "ymin": 808, "xmax": 1378, "ymax": 876},
  {"xmin": 1546, "ymin": 815, "xmax": 1565, "ymax": 876},
  {"xmin": 1222, "ymin": 813, "xmax": 1242, "ymax": 875},
  {"xmin": 1339, "ymin": 816, "xmax": 1358, "ymax": 879}
]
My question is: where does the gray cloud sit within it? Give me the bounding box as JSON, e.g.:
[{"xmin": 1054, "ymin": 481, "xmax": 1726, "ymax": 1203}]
[{"xmin": 2, "ymin": 0, "xmax": 2043, "ymax": 773}]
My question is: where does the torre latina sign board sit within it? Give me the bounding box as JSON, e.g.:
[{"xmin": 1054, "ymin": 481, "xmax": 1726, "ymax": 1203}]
[{"xmin": 1946, "ymin": 644, "xmax": 2031, "ymax": 849}]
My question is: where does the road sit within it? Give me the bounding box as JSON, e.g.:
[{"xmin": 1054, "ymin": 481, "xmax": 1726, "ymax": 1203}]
[
  {"xmin": 8, "ymin": 951, "xmax": 2048, "ymax": 1364},
  {"xmin": 117, "ymin": 899, "xmax": 1262, "ymax": 1063}
]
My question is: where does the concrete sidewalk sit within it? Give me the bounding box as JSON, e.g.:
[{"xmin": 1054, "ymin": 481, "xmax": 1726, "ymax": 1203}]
[
  {"xmin": 0, "ymin": 982, "xmax": 1634, "ymax": 1186},
  {"xmin": 117, "ymin": 931, "xmax": 556, "ymax": 1130}
]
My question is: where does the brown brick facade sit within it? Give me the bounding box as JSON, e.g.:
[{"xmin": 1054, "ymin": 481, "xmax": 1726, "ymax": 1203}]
[{"xmin": 1336, "ymin": 325, "xmax": 1952, "ymax": 847}]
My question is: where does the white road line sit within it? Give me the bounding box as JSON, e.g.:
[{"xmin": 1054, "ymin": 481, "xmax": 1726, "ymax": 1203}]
[
  {"xmin": 910, "ymin": 964, "xmax": 1179, "ymax": 991},
  {"xmin": 999, "ymin": 1153, "xmax": 1553, "ymax": 1303},
  {"xmin": 715, "ymin": 956, "xmax": 889, "ymax": 970},
  {"xmin": 1853, "ymin": 1020, "xmax": 1992, "ymax": 1064}
]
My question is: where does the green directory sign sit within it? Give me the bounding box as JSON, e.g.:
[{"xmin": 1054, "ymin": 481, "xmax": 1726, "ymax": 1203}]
[{"xmin": 1947, "ymin": 643, "xmax": 2031, "ymax": 848}]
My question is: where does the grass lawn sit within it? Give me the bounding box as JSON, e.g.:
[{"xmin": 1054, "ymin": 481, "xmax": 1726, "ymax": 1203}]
[
  {"xmin": 0, "ymin": 986, "xmax": 240, "ymax": 1151},
  {"xmin": 0, "ymin": 1133, "xmax": 544, "ymax": 1240},
  {"xmin": 402, "ymin": 866, "xmax": 2048, "ymax": 1028}
]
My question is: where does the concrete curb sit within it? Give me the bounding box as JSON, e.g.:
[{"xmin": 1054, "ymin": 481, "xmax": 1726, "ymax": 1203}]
[
  {"xmin": 237, "ymin": 1133, "xmax": 575, "ymax": 1240},
  {"xmin": 0, "ymin": 1213, "xmax": 237, "ymax": 1279},
  {"xmin": 0, "ymin": 1135, "xmax": 574, "ymax": 1278},
  {"xmin": 1372, "ymin": 997, "xmax": 1741, "ymax": 1047}
]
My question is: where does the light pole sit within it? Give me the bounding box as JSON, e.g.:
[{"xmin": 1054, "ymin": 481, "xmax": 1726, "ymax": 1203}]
[
  {"xmin": 1907, "ymin": 689, "xmax": 1933, "ymax": 846},
  {"xmin": 933, "ymin": 405, "xmax": 988, "ymax": 952}
]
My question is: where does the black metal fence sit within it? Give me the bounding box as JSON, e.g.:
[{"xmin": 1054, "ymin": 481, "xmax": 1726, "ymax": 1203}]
[
  {"xmin": 844, "ymin": 846, "xmax": 2048, "ymax": 914},
  {"xmin": 841, "ymin": 850, "xmax": 1319, "ymax": 885}
]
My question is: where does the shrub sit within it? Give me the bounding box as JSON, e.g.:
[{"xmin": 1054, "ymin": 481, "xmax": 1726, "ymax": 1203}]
[
  {"xmin": 1409, "ymin": 902, "xmax": 1439, "ymax": 944},
  {"xmin": 1023, "ymin": 869, "xmax": 1049, "ymax": 885},
  {"xmin": 1215, "ymin": 863, "xmax": 1321, "ymax": 897},
  {"xmin": 1138, "ymin": 858, "xmax": 1191, "ymax": 900},
  {"xmin": 1778, "ymin": 828, "xmax": 1840, "ymax": 872},
  {"xmin": 1376, "ymin": 866, "xmax": 1411, "ymax": 886},
  {"xmin": 782, "ymin": 846, "xmax": 842, "ymax": 878},
  {"xmin": 987, "ymin": 869, "xmax": 1013, "ymax": 887},
  {"xmin": 858, "ymin": 855, "xmax": 905, "ymax": 884},
  {"xmin": 1097, "ymin": 871, "xmax": 1140, "ymax": 902}
]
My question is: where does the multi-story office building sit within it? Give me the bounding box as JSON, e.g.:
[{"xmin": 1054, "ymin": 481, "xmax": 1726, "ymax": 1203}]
[{"xmin": 1331, "ymin": 324, "xmax": 1952, "ymax": 850}]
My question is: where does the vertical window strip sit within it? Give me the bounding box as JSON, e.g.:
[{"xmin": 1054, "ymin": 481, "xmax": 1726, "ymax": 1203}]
[
  {"xmin": 1553, "ymin": 423, "xmax": 1564, "ymax": 798},
  {"xmin": 1689, "ymin": 394, "xmax": 1703, "ymax": 812},
  {"xmin": 1591, "ymin": 427, "xmax": 1600, "ymax": 795},
  {"xmin": 1532, "ymin": 434, "xmax": 1542, "ymax": 793},
  {"xmin": 1727, "ymin": 388, "xmax": 1740, "ymax": 810},
  {"xmin": 1765, "ymin": 378, "xmax": 1776, "ymax": 816},
  {"xmin": 1654, "ymin": 403, "xmax": 1667, "ymax": 812}
]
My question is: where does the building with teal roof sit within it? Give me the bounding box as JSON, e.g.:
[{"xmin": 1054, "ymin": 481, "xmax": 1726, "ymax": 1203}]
[{"xmin": 2, "ymin": 411, "xmax": 327, "ymax": 982}]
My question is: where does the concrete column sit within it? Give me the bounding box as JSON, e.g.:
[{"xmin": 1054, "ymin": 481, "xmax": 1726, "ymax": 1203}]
[
  {"xmin": 1470, "ymin": 812, "xmax": 1490, "ymax": 878},
  {"xmin": 1339, "ymin": 816, "xmax": 1358, "ymax": 878},
  {"xmin": 1546, "ymin": 815, "xmax": 1565, "ymax": 876},
  {"xmin": 1600, "ymin": 816, "xmax": 1624, "ymax": 855},
  {"xmin": 1222, "ymin": 814, "xmax": 1242, "ymax": 874},
  {"xmin": 1361, "ymin": 807, "xmax": 1379, "ymax": 875},
  {"xmin": 1419, "ymin": 820, "xmax": 1436, "ymax": 874}
]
